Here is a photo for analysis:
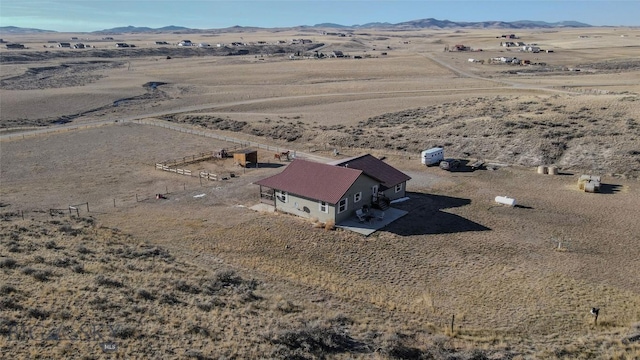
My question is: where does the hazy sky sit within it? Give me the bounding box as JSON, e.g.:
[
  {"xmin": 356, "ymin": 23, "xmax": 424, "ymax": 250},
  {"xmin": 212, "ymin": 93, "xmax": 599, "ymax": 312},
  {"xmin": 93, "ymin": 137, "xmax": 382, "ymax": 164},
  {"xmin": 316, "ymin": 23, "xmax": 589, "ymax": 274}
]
[{"xmin": 1, "ymin": 0, "xmax": 638, "ymax": 32}]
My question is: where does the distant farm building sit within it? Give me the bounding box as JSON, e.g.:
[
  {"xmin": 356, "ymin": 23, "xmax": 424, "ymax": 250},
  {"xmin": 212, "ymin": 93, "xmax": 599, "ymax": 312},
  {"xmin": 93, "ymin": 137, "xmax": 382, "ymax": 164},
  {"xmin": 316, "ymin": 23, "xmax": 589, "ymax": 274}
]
[
  {"xmin": 5, "ymin": 43, "xmax": 25, "ymax": 49},
  {"xmin": 57, "ymin": 42, "xmax": 71, "ymax": 48},
  {"xmin": 331, "ymin": 50, "xmax": 345, "ymax": 58}
]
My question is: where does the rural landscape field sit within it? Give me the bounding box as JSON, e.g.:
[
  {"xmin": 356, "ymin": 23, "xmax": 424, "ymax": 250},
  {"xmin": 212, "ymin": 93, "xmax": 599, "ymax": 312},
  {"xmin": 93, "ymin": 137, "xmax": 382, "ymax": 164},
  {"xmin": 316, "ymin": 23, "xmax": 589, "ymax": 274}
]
[{"xmin": 1, "ymin": 25, "xmax": 640, "ymax": 359}]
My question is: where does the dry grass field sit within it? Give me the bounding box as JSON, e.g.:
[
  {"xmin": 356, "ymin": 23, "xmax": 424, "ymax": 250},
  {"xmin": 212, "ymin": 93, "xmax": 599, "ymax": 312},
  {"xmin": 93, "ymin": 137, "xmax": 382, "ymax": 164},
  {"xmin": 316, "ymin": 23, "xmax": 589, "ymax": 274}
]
[{"xmin": 1, "ymin": 27, "xmax": 640, "ymax": 358}]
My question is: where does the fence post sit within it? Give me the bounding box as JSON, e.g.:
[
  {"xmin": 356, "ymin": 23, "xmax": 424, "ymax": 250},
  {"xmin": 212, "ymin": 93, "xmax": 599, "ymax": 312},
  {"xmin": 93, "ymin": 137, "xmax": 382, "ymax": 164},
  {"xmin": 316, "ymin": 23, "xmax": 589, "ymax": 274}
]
[
  {"xmin": 113, "ymin": 199, "xmax": 116, "ymax": 208},
  {"xmin": 86, "ymin": 203, "xmax": 90, "ymax": 212}
]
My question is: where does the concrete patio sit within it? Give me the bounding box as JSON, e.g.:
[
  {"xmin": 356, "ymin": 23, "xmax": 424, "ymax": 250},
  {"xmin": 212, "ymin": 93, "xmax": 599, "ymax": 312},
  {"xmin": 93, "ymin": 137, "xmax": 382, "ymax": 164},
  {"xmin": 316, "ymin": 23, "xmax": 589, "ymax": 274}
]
[{"xmin": 336, "ymin": 207, "xmax": 409, "ymax": 236}]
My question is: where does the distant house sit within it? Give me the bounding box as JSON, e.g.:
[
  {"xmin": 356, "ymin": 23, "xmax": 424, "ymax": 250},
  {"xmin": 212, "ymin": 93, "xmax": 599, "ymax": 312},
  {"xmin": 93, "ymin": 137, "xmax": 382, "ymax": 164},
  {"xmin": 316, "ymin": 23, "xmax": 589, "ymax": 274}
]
[
  {"xmin": 73, "ymin": 43, "xmax": 85, "ymax": 49},
  {"xmin": 115, "ymin": 43, "xmax": 130, "ymax": 48},
  {"xmin": 256, "ymin": 155, "xmax": 410, "ymax": 223},
  {"xmin": 155, "ymin": 41, "xmax": 169, "ymax": 45},
  {"xmin": 331, "ymin": 50, "xmax": 344, "ymax": 58},
  {"xmin": 454, "ymin": 44, "xmax": 470, "ymax": 51},
  {"xmin": 178, "ymin": 40, "xmax": 192, "ymax": 46},
  {"xmin": 6, "ymin": 43, "xmax": 25, "ymax": 49},
  {"xmin": 57, "ymin": 42, "xmax": 71, "ymax": 48}
]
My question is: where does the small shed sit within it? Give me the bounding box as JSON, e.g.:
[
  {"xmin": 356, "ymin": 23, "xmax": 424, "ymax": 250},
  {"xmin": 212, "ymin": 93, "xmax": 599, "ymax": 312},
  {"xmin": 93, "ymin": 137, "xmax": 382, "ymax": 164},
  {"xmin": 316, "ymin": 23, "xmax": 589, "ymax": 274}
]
[{"xmin": 233, "ymin": 149, "xmax": 258, "ymax": 167}]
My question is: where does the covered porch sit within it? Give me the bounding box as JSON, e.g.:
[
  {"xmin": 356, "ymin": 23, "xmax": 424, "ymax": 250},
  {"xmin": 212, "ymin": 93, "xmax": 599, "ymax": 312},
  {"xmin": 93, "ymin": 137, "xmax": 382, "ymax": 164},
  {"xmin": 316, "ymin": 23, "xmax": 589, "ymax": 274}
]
[{"xmin": 336, "ymin": 207, "xmax": 408, "ymax": 236}]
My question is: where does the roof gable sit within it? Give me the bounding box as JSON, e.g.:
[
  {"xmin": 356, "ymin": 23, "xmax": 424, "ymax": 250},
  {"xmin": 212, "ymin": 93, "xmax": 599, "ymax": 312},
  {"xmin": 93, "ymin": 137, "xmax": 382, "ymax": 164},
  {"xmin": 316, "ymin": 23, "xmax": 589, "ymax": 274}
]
[
  {"xmin": 329, "ymin": 154, "xmax": 411, "ymax": 189},
  {"xmin": 255, "ymin": 159, "xmax": 364, "ymax": 204}
]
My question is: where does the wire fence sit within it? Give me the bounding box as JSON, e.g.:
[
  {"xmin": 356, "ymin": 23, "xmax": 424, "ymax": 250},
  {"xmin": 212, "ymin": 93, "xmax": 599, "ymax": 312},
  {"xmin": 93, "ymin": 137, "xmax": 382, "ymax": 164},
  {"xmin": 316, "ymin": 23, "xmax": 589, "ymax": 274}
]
[
  {"xmin": 133, "ymin": 119, "xmax": 298, "ymax": 156},
  {"xmin": 1, "ymin": 180, "xmax": 228, "ymax": 223}
]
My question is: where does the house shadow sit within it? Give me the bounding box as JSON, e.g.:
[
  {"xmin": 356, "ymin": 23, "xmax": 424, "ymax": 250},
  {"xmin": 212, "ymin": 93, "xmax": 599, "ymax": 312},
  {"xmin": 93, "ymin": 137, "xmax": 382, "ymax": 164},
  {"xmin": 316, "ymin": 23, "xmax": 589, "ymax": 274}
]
[{"xmin": 385, "ymin": 192, "xmax": 491, "ymax": 236}]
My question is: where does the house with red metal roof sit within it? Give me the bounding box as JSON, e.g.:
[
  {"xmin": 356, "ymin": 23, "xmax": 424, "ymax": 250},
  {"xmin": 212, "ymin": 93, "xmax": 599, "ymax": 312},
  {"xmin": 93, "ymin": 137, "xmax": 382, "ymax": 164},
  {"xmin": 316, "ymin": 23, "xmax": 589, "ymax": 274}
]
[
  {"xmin": 255, "ymin": 155, "xmax": 411, "ymax": 224},
  {"xmin": 329, "ymin": 154, "xmax": 411, "ymax": 204}
]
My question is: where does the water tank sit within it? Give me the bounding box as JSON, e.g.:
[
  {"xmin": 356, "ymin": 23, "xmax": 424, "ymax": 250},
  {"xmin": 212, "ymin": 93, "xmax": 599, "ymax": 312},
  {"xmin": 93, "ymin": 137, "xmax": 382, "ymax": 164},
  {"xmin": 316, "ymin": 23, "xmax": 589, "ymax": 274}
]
[
  {"xmin": 548, "ymin": 166, "xmax": 558, "ymax": 175},
  {"xmin": 495, "ymin": 196, "xmax": 516, "ymax": 206},
  {"xmin": 537, "ymin": 165, "xmax": 547, "ymax": 174}
]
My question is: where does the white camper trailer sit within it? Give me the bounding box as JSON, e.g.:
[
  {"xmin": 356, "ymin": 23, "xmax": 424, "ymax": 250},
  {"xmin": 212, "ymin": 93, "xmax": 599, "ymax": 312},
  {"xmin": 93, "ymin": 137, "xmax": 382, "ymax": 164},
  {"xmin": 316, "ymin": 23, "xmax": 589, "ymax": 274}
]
[{"xmin": 421, "ymin": 147, "xmax": 444, "ymax": 166}]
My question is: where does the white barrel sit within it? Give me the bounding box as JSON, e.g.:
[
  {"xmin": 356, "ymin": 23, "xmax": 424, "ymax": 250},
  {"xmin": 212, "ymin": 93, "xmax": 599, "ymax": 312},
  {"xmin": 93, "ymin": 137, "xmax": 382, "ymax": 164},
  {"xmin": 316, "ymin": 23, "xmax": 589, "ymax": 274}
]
[
  {"xmin": 495, "ymin": 196, "xmax": 516, "ymax": 206},
  {"xmin": 548, "ymin": 166, "xmax": 558, "ymax": 175},
  {"xmin": 537, "ymin": 165, "xmax": 547, "ymax": 174}
]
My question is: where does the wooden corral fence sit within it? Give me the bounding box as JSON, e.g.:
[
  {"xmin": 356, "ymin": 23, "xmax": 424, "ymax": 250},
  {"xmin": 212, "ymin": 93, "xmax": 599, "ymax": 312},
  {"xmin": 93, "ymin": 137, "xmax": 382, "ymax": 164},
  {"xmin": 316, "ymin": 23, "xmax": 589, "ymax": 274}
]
[
  {"xmin": 199, "ymin": 171, "xmax": 218, "ymax": 181},
  {"xmin": 155, "ymin": 163, "xmax": 193, "ymax": 176},
  {"xmin": 155, "ymin": 151, "xmax": 221, "ymax": 178},
  {"xmin": 160, "ymin": 151, "xmax": 217, "ymax": 168}
]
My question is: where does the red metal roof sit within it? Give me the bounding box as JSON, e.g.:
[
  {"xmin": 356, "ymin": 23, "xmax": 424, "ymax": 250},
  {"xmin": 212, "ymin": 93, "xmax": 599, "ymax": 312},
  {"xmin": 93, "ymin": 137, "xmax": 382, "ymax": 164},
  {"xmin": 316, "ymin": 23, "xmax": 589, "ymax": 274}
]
[
  {"xmin": 255, "ymin": 159, "xmax": 364, "ymax": 204},
  {"xmin": 330, "ymin": 154, "xmax": 411, "ymax": 189}
]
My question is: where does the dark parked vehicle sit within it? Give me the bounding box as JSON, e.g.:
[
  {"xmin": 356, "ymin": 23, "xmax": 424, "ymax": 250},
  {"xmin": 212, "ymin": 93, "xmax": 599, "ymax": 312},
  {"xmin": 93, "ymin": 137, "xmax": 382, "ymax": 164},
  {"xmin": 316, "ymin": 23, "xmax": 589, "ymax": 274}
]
[{"xmin": 439, "ymin": 159, "xmax": 461, "ymax": 171}]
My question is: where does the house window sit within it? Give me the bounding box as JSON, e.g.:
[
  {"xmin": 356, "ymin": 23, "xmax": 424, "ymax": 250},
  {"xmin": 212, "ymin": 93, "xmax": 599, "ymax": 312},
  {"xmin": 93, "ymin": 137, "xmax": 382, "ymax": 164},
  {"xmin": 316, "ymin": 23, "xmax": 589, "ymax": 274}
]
[
  {"xmin": 395, "ymin": 183, "xmax": 403, "ymax": 193},
  {"xmin": 319, "ymin": 201, "xmax": 328, "ymax": 213},
  {"xmin": 278, "ymin": 191, "xmax": 288, "ymax": 202},
  {"xmin": 354, "ymin": 192, "xmax": 362, "ymax": 203},
  {"xmin": 338, "ymin": 198, "xmax": 348, "ymax": 213}
]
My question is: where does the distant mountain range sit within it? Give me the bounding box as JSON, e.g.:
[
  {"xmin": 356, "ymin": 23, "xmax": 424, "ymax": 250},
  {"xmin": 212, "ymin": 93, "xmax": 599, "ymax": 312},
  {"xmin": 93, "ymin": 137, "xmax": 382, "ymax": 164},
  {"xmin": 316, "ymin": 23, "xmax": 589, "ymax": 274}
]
[{"xmin": 0, "ymin": 19, "xmax": 595, "ymax": 35}]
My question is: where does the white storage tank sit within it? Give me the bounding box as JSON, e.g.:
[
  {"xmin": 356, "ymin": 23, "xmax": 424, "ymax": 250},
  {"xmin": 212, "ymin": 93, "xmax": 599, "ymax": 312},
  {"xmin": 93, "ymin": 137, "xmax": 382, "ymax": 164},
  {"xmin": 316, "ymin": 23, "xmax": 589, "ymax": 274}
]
[
  {"xmin": 421, "ymin": 147, "xmax": 444, "ymax": 165},
  {"xmin": 495, "ymin": 196, "xmax": 516, "ymax": 206}
]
